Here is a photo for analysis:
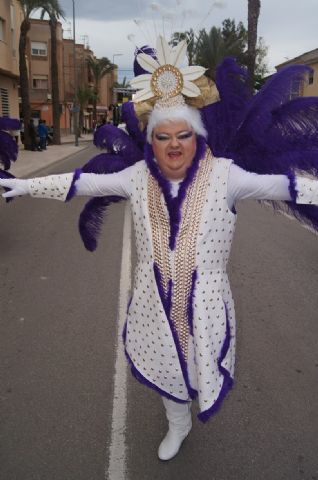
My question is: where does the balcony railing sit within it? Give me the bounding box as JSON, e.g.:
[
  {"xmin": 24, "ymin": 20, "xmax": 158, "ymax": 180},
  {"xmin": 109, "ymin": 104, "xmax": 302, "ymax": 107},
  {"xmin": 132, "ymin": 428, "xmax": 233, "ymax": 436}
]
[{"xmin": 30, "ymin": 89, "xmax": 50, "ymax": 103}]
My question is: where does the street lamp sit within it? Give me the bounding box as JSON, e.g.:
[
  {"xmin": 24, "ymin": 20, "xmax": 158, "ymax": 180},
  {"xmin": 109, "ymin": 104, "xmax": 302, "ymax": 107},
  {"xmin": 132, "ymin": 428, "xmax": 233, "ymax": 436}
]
[
  {"xmin": 72, "ymin": 0, "xmax": 79, "ymax": 146},
  {"xmin": 112, "ymin": 53, "xmax": 123, "ymax": 65},
  {"xmin": 112, "ymin": 53, "xmax": 123, "ymax": 104}
]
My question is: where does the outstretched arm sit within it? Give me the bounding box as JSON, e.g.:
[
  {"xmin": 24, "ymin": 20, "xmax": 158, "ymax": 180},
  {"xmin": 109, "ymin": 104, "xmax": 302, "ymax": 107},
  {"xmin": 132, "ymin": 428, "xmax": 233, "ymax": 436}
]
[
  {"xmin": 227, "ymin": 164, "xmax": 318, "ymax": 210},
  {"xmin": 0, "ymin": 165, "xmax": 136, "ymax": 201}
]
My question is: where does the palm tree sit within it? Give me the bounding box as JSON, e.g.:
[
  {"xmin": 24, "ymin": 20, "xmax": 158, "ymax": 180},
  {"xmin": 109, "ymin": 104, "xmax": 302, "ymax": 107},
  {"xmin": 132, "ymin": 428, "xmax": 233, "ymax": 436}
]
[
  {"xmin": 195, "ymin": 27, "xmax": 244, "ymax": 80},
  {"xmin": 18, "ymin": 0, "xmax": 47, "ymax": 149},
  {"xmin": 77, "ymin": 86, "xmax": 92, "ymax": 133},
  {"xmin": 87, "ymin": 57, "xmax": 115, "ymax": 122},
  {"xmin": 247, "ymin": 0, "xmax": 261, "ymax": 92},
  {"xmin": 170, "ymin": 29, "xmax": 197, "ymax": 65},
  {"xmin": 40, "ymin": 0, "xmax": 65, "ymax": 144}
]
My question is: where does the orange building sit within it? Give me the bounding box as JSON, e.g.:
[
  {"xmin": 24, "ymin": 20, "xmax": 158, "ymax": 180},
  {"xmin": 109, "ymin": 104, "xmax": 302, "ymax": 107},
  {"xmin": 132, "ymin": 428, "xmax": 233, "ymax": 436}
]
[
  {"xmin": 27, "ymin": 19, "xmax": 116, "ymax": 134},
  {"xmin": 63, "ymin": 39, "xmax": 94, "ymax": 132},
  {"xmin": 27, "ymin": 19, "xmax": 69, "ymax": 132},
  {"xmin": 0, "ymin": 0, "xmax": 23, "ymax": 119}
]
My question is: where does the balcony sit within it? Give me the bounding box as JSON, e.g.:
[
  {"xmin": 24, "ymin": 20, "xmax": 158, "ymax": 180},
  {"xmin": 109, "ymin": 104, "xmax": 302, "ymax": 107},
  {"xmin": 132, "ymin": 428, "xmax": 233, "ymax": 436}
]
[{"xmin": 30, "ymin": 89, "xmax": 50, "ymax": 103}]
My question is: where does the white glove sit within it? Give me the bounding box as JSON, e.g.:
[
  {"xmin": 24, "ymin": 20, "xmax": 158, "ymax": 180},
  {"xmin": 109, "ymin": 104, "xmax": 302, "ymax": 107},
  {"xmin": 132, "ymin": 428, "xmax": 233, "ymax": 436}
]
[{"xmin": 0, "ymin": 178, "xmax": 29, "ymax": 198}]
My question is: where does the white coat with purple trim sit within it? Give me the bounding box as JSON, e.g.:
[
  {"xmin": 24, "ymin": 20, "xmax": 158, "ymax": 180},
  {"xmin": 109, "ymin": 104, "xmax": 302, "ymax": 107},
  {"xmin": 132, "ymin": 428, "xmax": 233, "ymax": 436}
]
[{"xmin": 124, "ymin": 153, "xmax": 236, "ymax": 421}]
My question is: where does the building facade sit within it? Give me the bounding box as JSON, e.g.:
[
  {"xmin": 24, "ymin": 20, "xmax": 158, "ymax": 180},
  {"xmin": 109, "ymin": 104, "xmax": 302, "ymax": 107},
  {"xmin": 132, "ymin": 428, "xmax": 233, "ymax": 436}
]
[
  {"xmin": 0, "ymin": 0, "xmax": 23, "ymax": 119},
  {"xmin": 276, "ymin": 48, "xmax": 318, "ymax": 98},
  {"xmin": 27, "ymin": 19, "xmax": 116, "ymax": 134}
]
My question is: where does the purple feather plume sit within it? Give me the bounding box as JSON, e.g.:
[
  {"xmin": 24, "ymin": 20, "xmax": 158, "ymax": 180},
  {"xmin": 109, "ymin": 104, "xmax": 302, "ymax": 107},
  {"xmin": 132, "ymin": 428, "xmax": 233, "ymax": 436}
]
[
  {"xmin": 203, "ymin": 60, "xmax": 318, "ymax": 233},
  {"xmin": 0, "ymin": 131, "xmax": 18, "ymax": 170},
  {"xmin": 0, "ymin": 117, "xmax": 20, "ymax": 131},
  {"xmin": 121, "ymin": 101, "xmax": 146, "ymax": 150},
  {"xmin": 93, "ymin": 124, "xmax": 143, "ymax": 162},
  {"xmin": 133, "ymin": 45, "xmax": 157, "ymax": 76},
  {"xmin": 79, "ymin": 195, "xmax": 124, "ymax": 251}
]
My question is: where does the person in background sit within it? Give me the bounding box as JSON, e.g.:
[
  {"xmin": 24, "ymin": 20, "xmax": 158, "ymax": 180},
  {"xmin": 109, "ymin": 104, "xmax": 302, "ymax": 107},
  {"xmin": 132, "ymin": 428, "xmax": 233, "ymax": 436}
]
[
  {"xmin": 38, "ymin": 120, "xmax": 48, "ymax": 151},
  {"xmin": 28, "ymin": 119, "xmax": 41, "ymax": 151},
  {"xmin": 20, "ymin": 120, "xmax": 24, "ymax": 146}
]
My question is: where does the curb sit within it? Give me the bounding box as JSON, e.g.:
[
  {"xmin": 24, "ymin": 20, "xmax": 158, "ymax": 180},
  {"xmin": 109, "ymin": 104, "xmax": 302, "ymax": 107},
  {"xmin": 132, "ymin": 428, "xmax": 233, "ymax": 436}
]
[{"xmin": 11, "ymin": 143, "xmax": 91, "ymax": 178}]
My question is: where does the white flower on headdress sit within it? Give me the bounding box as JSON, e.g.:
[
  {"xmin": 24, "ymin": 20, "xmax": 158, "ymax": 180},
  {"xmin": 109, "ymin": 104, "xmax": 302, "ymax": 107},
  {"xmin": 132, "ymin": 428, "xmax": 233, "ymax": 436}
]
[{"xmin": 130, "ymin": 36, "xmax": 206, "ymax": 103}]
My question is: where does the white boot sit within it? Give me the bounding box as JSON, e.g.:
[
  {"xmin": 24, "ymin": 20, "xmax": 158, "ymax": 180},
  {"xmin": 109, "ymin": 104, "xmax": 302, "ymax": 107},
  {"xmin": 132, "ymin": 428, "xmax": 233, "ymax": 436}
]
[{"xmin": 158, "ymin": 397, "xmax": 192, "ymax": 461}]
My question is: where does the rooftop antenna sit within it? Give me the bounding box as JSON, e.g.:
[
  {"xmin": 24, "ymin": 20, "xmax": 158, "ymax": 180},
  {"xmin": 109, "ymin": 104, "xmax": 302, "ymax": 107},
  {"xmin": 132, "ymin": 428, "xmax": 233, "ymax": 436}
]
[
  {"xmin": 80, "ymin": 34, "xmax": 89, "ymax": 49},
  {"xmin": 64, "ymin": 20, "xmax": 72, "ymax": 40}
]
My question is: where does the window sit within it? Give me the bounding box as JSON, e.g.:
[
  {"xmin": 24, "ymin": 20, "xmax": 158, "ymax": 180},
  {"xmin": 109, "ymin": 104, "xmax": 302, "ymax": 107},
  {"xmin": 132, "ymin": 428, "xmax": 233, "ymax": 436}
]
[
  {"xmin": 0, "ymin": 17, "xmax": 5, "ymax": 42},
  {"xmin": 31, "ymin": 41, "xmax": 47, "ymax": 56},
  {"xmin": 309, "ymin": 70, "xmax": 314, "ymax": 85},
  {"xmin": 32, "ymin": 75, "xmax": 48, "ymax": 89},
  {"xmin": 0, "ymin": 88, "xmax": 10, "ymax": 116}
]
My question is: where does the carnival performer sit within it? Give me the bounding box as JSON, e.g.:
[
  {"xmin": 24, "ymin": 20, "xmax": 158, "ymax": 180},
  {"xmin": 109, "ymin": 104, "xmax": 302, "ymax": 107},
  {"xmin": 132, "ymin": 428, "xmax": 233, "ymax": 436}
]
[{"xmin": 1, "ymin": 37, "xmax": 318, "ymax": 461}]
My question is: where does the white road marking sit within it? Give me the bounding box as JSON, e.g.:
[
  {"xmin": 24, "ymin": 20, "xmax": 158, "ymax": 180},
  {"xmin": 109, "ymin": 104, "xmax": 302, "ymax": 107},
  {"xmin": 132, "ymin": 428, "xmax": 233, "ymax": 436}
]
[
  {"xmin": 106, "ymin": 202, "xmax": 132, "ymax": 480},
  {"xmin": 264, "ymin": 202, "xmax": 318, "ymax": 236}
]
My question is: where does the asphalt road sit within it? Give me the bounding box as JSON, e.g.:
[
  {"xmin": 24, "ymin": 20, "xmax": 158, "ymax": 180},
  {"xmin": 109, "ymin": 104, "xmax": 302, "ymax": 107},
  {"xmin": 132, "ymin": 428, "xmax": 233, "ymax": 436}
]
[{"xmin": 1, "ymin": 147, "xmax": 317, "ymax": 480}]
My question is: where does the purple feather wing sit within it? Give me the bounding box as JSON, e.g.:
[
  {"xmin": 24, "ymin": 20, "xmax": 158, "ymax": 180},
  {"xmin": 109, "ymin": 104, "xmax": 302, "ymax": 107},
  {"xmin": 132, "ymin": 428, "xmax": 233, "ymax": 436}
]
[
  {"xmin": 79, "ymin": 146, "xmax": 142, "ymax": 250},
  {"xmin": 116, "ymin": 102, "xmax": 146, "ymax": 151},
  {"xmin": 201, "ymin": 58, "xmax": 250, "ymax": 157},
  {"xmin": 93, "ymin": 124, "xmax": 143, "ymax": 162},
  {"xmin": 0, "ymin": 117, "xmax": 20, "ymax": 131},
  {"xmin": 0, "ymin": 130, "xmax": 18, "ymax": 170},
  {"xmin": 202, "ymin": 60, "xmax": 318, "ymax": 232},
  {"xmin": 79, "ymin": 195, "xmax": 124, "ymax": 252},
  {"xmin": 79, "ymin": 121, "xmax": 144, "ymax": 251}
]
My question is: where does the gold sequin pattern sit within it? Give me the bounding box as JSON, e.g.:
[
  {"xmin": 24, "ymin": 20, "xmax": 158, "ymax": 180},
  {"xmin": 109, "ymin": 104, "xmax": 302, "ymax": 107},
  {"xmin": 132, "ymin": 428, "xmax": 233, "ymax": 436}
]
[
  {"xmin": 148, "ymin": 150, "xmax": 213, "ymax": 359},
  {"xmin": 148, "ymin": 176, "xmax": 172, "ymax": 295}
]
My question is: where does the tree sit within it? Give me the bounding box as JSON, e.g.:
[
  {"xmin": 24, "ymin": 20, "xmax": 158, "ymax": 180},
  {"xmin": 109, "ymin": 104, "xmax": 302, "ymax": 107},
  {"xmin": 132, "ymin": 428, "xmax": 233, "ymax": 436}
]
[
  {"xmin": 170, "ymin": 29, "xmax": 197, "ymax": 65},
  {"xmin": 77, "ymin": 86, "xmax": 92, "ymax": 133},
  {"xmin": 18, "ymin": 0, "xmax": 47, "ymax": 149},
  {"xmin": 41, "ymin": 0, "xmax": 65, "ymax": 145},
  {"xmin": 86, "ymin": 57, "xmax": 115, "ymax": 122},
  {"xmin": 247, "ymin": 0, "xmax": 261, "ymax": 92},
  {"xmin": 195, "ymin": 26, "xmax": 244, "ymax": 80},
  {"xmin": 170, "ymin": 17, "xmax": 268, "ymax": 88}
]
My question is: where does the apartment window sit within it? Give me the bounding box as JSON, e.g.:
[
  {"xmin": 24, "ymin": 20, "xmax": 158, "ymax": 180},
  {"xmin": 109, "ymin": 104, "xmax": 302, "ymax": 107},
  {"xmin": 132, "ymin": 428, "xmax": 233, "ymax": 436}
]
[
  {"xmin": 31, "ymin": 41, "xmax": 47, "ymax": 56},
  {"xmin": 32, "ymin": 75, "xmax": 48, "ymax": 89},
  {"xmin": 0, "ymin": 88, "xmax": 10, "ymax": 116},
  {"xmin": 0, "ymin": 17, "xmax": 5, "ymax": 42}
]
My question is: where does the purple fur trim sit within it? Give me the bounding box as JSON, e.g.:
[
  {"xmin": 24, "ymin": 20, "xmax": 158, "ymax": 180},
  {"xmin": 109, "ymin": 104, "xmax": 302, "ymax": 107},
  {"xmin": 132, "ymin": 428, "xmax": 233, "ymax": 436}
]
[
  {"xmin": 145, "ymin": 136, "xmax": 207, "ymax": 250},
  {"xmin": 125, "ymin": 349, "xmax": 189, "ymax": 404},
  {"xmin": 65, "ymin": 168, "xmax": 82, "ymax": 202},
  {"xmin": 79, "ymin": 195, "xmax": 124, "ymax": 251},
  {"xmin": 122, "ymin": 296, "xmax": 132, "ymax": 342},
  {"xmin": 153, "ymin": 262, "xmax": 197, "ymax": 400},
  {"xmin": 198, "ymin": 302, "xmax": 233, "ymax": 423},
  {"xmin": 287, "ymin": 170, "xmax": 297, "ymax": 203},
  {"xmin": 187, "ymin": 269, "xmax": 197, "ymax": 336}
]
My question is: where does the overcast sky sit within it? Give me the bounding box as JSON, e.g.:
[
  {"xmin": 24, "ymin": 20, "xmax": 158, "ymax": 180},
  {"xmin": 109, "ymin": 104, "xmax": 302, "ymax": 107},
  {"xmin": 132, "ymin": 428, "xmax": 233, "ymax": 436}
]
[{"xmin": 57, "ymin": 0, "xmax": 318, "ymax": 81}]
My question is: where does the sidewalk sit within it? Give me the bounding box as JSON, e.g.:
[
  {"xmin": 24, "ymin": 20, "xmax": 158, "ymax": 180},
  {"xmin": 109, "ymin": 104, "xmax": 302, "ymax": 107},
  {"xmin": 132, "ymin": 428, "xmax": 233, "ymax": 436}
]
[{"xmin": 10, "ymin": 133, "xmax": 93, "ymax": 178}]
